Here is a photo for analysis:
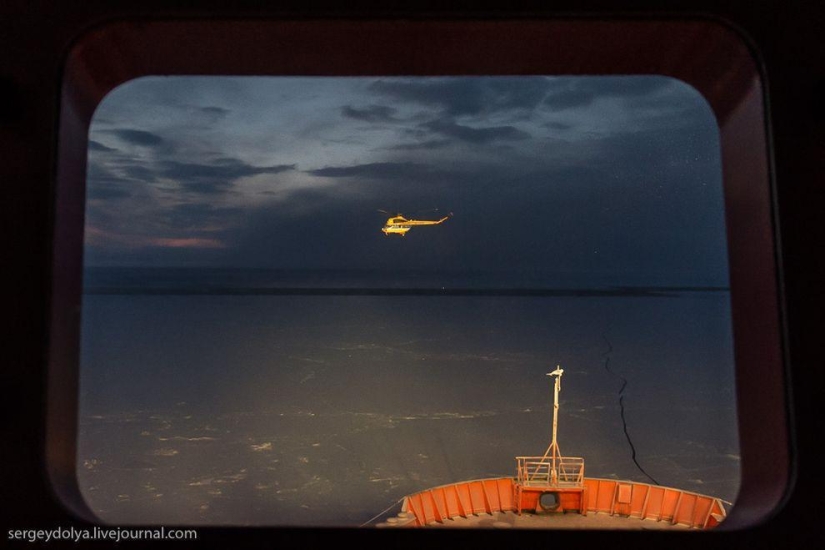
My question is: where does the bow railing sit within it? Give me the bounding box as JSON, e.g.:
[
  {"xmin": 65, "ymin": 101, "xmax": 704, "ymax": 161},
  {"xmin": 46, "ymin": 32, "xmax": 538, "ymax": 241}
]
[{"xmin": 515, "ymin": 456, "xmax": 584, "ymax": 487}]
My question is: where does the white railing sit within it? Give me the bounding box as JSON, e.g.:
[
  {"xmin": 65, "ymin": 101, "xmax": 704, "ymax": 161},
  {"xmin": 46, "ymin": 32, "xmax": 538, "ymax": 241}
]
[{"xmin": 516, "ymin": 456, "xmax": 584, "ymax": 487}]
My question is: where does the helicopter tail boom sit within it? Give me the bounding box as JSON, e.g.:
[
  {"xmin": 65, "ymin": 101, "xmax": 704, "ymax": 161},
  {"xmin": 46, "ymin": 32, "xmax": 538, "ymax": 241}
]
[{"xmin": 402, "ymin": 216, "xmax": 449, "ymax": 226}]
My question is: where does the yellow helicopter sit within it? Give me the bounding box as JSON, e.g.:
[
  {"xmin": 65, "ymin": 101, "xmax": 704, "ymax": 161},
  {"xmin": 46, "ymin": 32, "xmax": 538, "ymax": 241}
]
[{"xmin": 379, "ymin": 210, "xmax": 452, "ymax": 236}]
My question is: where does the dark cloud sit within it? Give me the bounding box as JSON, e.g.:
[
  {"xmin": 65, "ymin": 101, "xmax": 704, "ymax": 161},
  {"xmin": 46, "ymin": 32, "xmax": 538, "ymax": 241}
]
[
  {"xmin": 107, "ymin": 129, "xmax": 165, "ymax": 147},
  {"xmin": 95, "ymin": 158, "xmax": 294, "ymax": 184},
  {"xmin": 87, "ymin": 155, "xmax": 296, "ymax": 199},
  {"xmin": 86, "ymin": 161, "xmax": 119, "ymax": 183},
  {"xmin": 369, "ymin": 78, "xmax": 551, "ymax": 117},
  {"xmin": 543, "ymin": 76, "xmax": 675, "ymax": 112},
  {"xmin": 157, "ymin": 159, "xmax": 294, "ymax": 182},
  {"xmin": 177, "ymin": 180, "xmax": 233, "ymax": 195},
  {"xmin": 199, "ymin": 106, "xmax": 230, "ymax": 117},
  {"xmin": 387, "ymin": 139, "xmax": 453, "ymax": 151},
  {"xmin": 369, "ymin": 76, "xmax": 676, "ymax": 117},
  {"xmin": 543, "ymin": 89, "xmax": 596, "ymax": 111},
  {"xmin": 544, "ymin": 121, "xmax": 573, "ymax": 131},
  {"xmin": 89, "ymin": 140, "xmax": 117, "ymax": 152},
  {"xmin": 341, "ymin": 105, "xmax": 399, "ymax": 123},
  {"xmin": 307, "ymin": 161, "xmax": 430, "ymax": 180},
  {"xmin": 422, "ymin": 118, "xmax": 531, "ymax": 144},
  {"xmin": 86, "ymin": 186, "xmax": 133, "ymax": 200},
  {"xmin": 369, "ymin": 79, "xmax": 484, "ymax": 116},
  {"xmin": 166, "ymin": 203, "xmax": 244, "ymax": 231},
  {"xmin": 484, "ymin": 78, "xmax": 556, "ymax": 112},
  {"xmin": 120, "ymin": 164, "xmax": 159, "ymax": 182},
  {"xmin": 587, "ymin": 77, "xmax": 673, "ymax": 98},
  {"xmin": 85, "ymin": 161, "xmax": 134, "ymax": 200},
  {"xmin": 148, "ymin": 159, "xmax": 294, "ymax": 195}
]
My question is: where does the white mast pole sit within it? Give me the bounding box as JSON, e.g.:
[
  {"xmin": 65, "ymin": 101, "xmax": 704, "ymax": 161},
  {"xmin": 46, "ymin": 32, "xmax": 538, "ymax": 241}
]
[
  {"xmin": 533, "ymin": 366, "xmax": 564, "ymax": 485},
  {"xmin": 549, "ymin": 366, "xmax": 563, "ymax": 484}
]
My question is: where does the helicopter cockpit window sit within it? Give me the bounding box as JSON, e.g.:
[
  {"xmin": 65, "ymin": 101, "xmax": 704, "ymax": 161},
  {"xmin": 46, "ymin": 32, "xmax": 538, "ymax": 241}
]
[{"xmin": 78, "ymin": 76, "xmax": 738, "ymax": 527}]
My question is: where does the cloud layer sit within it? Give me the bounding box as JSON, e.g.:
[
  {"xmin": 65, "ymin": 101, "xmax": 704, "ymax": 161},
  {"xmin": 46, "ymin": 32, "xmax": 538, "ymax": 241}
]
[{"xmin": 84, "ymin": 76, "xmax": 726, "ymax": 286}]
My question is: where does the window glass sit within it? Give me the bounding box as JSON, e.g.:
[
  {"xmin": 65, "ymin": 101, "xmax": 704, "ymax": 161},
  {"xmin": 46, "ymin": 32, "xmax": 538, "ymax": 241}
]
[{"xmin": 79, "ymin": 76, "xmax": 738, "ymax": 526}]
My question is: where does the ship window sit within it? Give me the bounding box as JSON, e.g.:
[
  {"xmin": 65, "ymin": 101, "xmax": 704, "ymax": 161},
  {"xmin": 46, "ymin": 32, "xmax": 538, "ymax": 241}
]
[
  {"xmin": 48, "ymin": 19, "xmax": 787, "ymax": 533},
  {"xmin": 73, "ymin": 73, "xmax": 739, "ymax": 527}
]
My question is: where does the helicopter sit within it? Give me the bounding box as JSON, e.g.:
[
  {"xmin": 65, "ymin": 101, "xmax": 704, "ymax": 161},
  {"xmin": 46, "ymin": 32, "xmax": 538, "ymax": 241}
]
[{"xmin": 379, "ymin": 210, "xmax": 452, "ymax": 236}]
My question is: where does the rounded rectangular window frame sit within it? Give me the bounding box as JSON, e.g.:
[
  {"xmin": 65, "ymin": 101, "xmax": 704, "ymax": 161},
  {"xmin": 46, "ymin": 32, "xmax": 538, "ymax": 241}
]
[{"xmin": 47, "ymin": 18, "xmax": 790, "ymax": 531}]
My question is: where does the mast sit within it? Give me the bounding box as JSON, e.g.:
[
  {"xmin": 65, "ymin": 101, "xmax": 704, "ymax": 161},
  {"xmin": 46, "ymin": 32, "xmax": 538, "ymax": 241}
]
[{"xmin": 534, "ymin": 366, "xmax": 564, "ymax": 484}]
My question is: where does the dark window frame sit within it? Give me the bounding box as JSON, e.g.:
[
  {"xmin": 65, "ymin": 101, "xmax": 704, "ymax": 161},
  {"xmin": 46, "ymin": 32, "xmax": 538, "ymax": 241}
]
[{"xmin": 47, "ymin": 18, "xmax": 790, "ymax": 531}]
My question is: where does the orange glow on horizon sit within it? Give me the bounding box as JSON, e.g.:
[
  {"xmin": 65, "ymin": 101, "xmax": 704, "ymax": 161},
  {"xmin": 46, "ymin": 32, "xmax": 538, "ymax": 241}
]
[{"xmin": 85, "ymin": 226, "xmax": 225, "ymax": 249}]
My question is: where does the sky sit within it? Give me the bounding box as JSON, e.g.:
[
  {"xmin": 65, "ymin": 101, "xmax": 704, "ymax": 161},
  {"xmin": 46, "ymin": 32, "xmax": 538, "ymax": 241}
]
[{"xmin": 84, "ymin": 76, "xmax": 728, "ymax": 287}]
